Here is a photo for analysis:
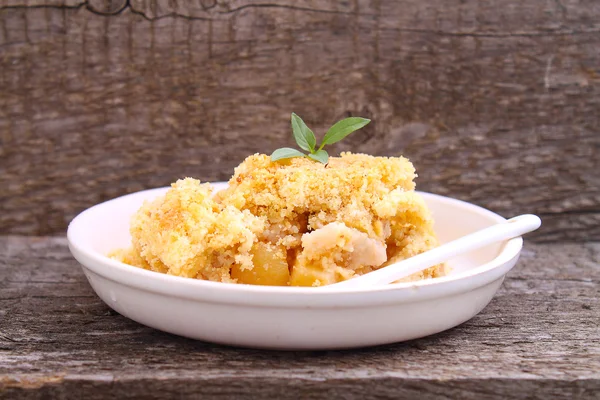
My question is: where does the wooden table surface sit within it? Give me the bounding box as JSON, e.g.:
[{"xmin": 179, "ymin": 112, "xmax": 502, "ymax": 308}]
[
  {"xmin": 1, "ymin": 0, "xmax": 599, "ymax": 398},
  {"xmin": 1, "ymin": 236, "xmax": 598, "ymax": 399}
]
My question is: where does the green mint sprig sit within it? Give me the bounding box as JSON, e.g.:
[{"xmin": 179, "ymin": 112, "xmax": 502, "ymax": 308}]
[{"xmin": 271, "ymin": 113, "xmax": 371, "ymax": 164}]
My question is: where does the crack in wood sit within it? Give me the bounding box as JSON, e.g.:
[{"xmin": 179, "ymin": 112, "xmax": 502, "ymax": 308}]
[
  {"xmin": 0, "ymin": 0, "xmax": 126, "ymax": 17},
  {"xmin": 87, "ymin": 0, "xmax": 128, "ymax": 15},
  {"xmin": 216, "ymin": 3, "xmax": 365, "ymax": 17},
  {"xmin": 127, "ymin": 5, "xmax": 211, "ymax": 21},
  {"xmin": 0, "ymin": 332, "xmax": 17, "ymax": 342},
  {"xmin": 0, "ymin": 0, "xmax": 125, "ymax": 16},
  {"xmin": 0, "ymin": 3, "xmax": 87, "ymax": 11},
  {"xmin": 378, "ymin": 26, "xmax": 600, "ymax": 38},
  {"xmin": 538, "ymin": 209, "xmax": 600, "ymax": 216},
  {"xmin": 125, "ymin": 2, "xmax": 361, "ymax": 21},
  {"xmin": 0, "ymin": 1, "xmax": 360, "ymax": 21}
]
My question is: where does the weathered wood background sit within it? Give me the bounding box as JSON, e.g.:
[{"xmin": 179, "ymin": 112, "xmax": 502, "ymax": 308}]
[{"xmin": 0, "ymin": 0, "xmax": 599, "ymax": 240}]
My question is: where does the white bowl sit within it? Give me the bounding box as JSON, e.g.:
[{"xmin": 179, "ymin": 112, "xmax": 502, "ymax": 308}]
[{"xmin": 67, "ymin": 183, "xmax": 523, "ymax": 350}]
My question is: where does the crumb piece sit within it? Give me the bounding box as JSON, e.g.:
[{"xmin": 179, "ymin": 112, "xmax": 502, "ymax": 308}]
[
  {"xmin": 290, "ymin": 222, "xmax": 387, "ymax": 286},
  {"xmin": 129, "ymin": 178, "xmax": 264, "ymax": 281}
]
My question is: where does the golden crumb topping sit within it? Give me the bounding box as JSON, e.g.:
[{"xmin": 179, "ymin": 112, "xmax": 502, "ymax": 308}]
[
  {"xmin": 111, "ymin": 153, "xmax": 445, "ymax": 286},
  {"xmin": 219, "ymin": 153, "xmax": 416, "ymax": 242}
]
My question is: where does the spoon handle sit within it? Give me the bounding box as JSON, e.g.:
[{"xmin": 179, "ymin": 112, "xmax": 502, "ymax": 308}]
[{"xmin": 328, "ymin": 214, "xmax": 541, "ymax": 289}]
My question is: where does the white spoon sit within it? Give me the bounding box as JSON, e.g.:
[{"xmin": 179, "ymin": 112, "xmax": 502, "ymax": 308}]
[{"xmin": 327, "ymin": 214, "xmax": 541, "ymax": 289}]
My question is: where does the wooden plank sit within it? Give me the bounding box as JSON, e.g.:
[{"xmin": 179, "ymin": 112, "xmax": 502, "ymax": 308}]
[
  {"xmin": 0, "ymin": 236, "xmax": 599, "ymax": 399},
  {"xmin": 0, "ymin": 0, "xmax": 598, "ymax": 240}
]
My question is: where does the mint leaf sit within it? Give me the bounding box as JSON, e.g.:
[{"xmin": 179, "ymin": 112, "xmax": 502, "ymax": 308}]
[
  {"xmin": 270, "ymin": 147, "xmax": 307, "ymax": 162},
  {"xmin": 320, "ymin": 117, "xmax": 370, "ymax": 148},
  {"xmin": 307, "ymin": 149, "xmax": 329, "ymax": 164},
  {"xmin": 291, "ymin": 113, "xmax": 316, "ymax": 152},
  {"xmin": 270, "ymin": 113, "xmax": 371, "ymax": 164}
]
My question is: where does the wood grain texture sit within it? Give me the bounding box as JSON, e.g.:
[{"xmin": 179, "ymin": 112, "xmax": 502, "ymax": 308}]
[
  {"xmin": 0, "ymin": 236, "xmax": 599, "ymax": 399},
  {"xmin": 0, "ymin": 0, "xmax": 599, "ymax": 239}
]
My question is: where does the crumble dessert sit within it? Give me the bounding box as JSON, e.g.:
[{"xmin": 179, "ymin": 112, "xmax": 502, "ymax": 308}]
[{"xmin": 110, "ymin": 153, "xmax": 445, "ymax": 286}]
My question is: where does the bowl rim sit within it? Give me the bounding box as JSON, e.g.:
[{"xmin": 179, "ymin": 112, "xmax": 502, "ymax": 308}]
[{"xmin": 67, "ymin": 185, "xmax": 523, "ymax": 307}]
